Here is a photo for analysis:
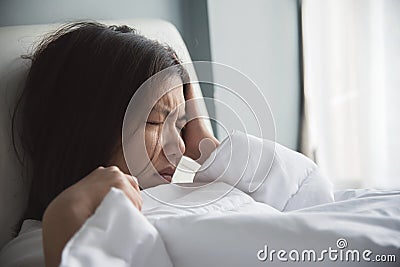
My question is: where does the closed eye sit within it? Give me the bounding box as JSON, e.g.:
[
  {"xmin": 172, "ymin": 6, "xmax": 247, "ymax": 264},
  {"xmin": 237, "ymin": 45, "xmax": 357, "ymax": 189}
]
[{"xmin": 146, "ymin": 121, "xmax": 163, "ymax": 126}]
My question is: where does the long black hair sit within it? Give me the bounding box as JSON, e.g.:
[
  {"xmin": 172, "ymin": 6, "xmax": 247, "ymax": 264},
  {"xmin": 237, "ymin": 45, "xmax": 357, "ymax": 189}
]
[{"xmin": 12, "ymin": 21, "xmax": 189, "ymax": 221}]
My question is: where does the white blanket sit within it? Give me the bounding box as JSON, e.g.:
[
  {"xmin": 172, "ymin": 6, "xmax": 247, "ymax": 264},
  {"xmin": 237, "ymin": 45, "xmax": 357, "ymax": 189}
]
[{"xmin": 1, "ymin": 131, "xmax": 399, "ymax": 266}]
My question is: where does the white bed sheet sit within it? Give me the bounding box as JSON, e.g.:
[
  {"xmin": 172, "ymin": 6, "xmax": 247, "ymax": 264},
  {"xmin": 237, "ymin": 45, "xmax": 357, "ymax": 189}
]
[
  {"xmin": 60, "ymin": 183, "xmax": 400, "ymax": 267},
  {"xmin": 1, "ymin": 131, "xmax": 399, "ymax": 266},
  {"xmin": 1, "ymin": 185, "xmax": 399, "ymax": 267}
]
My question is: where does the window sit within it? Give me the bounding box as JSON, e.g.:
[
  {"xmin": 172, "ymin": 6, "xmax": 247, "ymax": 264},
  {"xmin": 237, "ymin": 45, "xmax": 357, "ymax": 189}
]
[{"xmin": 301, "ymin": 0, "xmax": 400, "ymax": 189}]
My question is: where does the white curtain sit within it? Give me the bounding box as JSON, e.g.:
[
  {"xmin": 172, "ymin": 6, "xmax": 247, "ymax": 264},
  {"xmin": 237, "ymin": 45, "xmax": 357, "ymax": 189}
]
[{"xmin": 301, "ymin": 0, "xmax": 400, "ymax": 189}]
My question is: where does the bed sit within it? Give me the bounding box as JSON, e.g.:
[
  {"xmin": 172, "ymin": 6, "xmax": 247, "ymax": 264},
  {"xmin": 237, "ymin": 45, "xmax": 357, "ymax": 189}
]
[{"xmin": 0, "ymin": 20, "xmax": 399, "ymax": 267}]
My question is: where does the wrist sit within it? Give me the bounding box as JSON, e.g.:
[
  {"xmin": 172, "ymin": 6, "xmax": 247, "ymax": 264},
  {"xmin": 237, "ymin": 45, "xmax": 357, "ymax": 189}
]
[{"xmin": 42, "ymin": 194, "xmax": 91, "ymax": 267}]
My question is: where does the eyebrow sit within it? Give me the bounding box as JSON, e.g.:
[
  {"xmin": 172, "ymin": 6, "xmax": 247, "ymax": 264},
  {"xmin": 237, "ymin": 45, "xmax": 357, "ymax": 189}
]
[
  {"xmin": 151, "ymin": 104, "xmax": 171, "ymax": 117},
  {"xmin": 151, "ymin": 104, "xmax": 186, "ymax": 120}
]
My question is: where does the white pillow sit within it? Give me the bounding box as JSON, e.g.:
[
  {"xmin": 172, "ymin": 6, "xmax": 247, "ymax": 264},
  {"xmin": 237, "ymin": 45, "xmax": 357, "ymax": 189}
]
[
  {"xmin": 0, "ymin": 220, "xmax": 43, "ymax": 267},
  {"xmin": 194, "ymin": 130, "xmax": 334, "ymax": 211}
]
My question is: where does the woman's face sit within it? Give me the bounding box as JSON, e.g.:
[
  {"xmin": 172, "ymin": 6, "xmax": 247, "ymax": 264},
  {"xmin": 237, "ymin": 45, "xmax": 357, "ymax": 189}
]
[{"xmin": 111, "ymin": 84, "xmax": 186, "ymax": 189}]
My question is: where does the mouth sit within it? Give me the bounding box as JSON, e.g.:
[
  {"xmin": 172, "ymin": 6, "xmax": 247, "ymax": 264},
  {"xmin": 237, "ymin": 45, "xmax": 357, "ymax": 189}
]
[{"xmin": 158, "ymin": 166, "xmax": 175, "ymax": 183}]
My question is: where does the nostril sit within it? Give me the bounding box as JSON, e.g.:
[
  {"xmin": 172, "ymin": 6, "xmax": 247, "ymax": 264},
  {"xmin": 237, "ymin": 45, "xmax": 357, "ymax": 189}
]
[{"xmin": 161, "ymin": 139, "xmax": 185, "ymax": 167}]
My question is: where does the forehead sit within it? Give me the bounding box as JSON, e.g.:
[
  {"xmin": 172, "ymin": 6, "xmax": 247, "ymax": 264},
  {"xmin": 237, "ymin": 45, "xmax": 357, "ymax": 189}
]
[{"xmin": 152, "ymin": 85, "xmax": 185, "ymax": 112}]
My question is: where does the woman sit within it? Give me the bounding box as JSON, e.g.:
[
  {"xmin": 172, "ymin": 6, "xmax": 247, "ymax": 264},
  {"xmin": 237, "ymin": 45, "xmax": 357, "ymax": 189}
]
[{"xmin": 12, "ymin": 21, "xmax": 219, "ymax": 267}]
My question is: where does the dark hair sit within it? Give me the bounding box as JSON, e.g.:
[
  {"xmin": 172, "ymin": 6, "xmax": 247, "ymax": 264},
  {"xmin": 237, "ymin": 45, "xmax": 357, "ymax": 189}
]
[{"xmin": 12, "ymin": 21, "xmax": 189, "ymax": 221}]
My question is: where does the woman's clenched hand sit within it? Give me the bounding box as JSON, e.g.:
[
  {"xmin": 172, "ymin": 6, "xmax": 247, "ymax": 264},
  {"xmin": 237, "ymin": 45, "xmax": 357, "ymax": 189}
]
[{"xmin": 42, "ymin": 166, "xmax": 142, "ymax": 267}]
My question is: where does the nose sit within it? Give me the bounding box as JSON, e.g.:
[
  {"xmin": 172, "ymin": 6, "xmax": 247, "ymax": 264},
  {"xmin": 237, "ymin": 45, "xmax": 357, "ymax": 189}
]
[{"xmin": 161, "ymin": 122, "xmax": 186, "ymax": 165}]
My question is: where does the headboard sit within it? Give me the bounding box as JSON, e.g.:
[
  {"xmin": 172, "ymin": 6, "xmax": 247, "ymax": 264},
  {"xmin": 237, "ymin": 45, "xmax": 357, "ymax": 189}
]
[{"xmin": 0, "ymin": 18, "xmax": 209, "ymax": 248}]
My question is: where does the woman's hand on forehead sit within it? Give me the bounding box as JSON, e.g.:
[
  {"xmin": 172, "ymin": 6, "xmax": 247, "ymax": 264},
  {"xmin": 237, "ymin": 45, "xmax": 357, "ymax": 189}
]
[{"xmin": 181, "ymin": 84, "xmax": 220, "ymax": 164}]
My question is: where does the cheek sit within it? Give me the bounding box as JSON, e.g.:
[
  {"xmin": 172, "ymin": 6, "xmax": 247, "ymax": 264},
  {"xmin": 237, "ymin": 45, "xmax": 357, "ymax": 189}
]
[
  {"xmin": 145, "ymin": 126, "xmax": 162, "ymax": 162},
  {"xmin": 121, "ymin": 130, "xmax": 150, "ymax": 176}
]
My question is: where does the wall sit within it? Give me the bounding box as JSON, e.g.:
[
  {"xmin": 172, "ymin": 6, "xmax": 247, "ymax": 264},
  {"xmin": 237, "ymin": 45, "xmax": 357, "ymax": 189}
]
[
  {"xmin": 0, "ymin": 0, "xmax": 301, "ymax": 148},
  {"xmin": 0, "ymin": 0, "xmax": 217, "ymax": 131},
  {"xmin": 207, "ymin": 0, "xmax": 301, "ymax": 149},
  {"xmin": 0, "ymin": 0, "xmax": 184, "ymax": 30}
]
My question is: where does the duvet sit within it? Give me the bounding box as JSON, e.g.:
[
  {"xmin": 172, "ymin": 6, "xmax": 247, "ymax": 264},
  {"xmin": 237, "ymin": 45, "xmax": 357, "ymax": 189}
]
[{"xmin": 1, "ymin": 131, "xmax": 399, "ymax": 266}]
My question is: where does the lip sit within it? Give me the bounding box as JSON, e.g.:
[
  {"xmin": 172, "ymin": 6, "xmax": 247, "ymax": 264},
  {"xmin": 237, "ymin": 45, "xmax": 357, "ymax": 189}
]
[{"xmin": 158, "ymin": 166, "xmax": 175, "ymax": 183}]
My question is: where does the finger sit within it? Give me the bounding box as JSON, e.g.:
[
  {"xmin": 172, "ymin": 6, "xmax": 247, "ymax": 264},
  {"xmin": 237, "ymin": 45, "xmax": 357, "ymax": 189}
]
[
  {"xmin": 124, "ymin": 186, "xmax": 142, "ymax": 211},
  {"xmin": 107, "ymin": 165, "xmax": 121, "ymax": 172},
  {"xmin": 124, "ymin": 174, "xmax": 140, "ymax": 191},
  {"xmin": 184, "ymin": 83, "xmax": 195, "ymax": 99}
]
